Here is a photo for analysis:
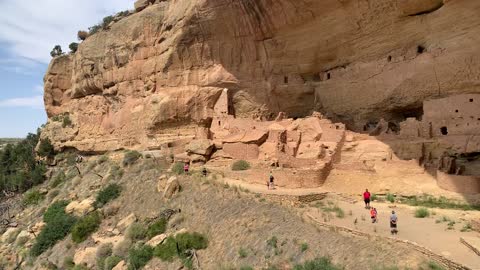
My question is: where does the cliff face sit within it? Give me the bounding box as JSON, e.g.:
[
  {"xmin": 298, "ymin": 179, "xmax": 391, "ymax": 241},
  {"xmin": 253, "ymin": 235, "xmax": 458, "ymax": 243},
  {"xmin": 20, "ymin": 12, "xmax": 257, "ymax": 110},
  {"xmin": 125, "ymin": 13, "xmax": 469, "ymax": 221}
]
[{"xmin": 43, "ymin": 0, "xmax": 480, "ymax": 152}]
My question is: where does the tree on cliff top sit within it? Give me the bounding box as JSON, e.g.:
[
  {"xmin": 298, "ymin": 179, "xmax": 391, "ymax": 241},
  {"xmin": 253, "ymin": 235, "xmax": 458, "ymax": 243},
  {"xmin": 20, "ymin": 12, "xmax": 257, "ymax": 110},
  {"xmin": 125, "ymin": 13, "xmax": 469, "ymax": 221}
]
[
  {"xmin": 50, "ymin": 45, "xmax": 63, "ymax": 57},
  {"xmin": 69, "ymin": 42, "xmax": 79, "ymax": 53}
]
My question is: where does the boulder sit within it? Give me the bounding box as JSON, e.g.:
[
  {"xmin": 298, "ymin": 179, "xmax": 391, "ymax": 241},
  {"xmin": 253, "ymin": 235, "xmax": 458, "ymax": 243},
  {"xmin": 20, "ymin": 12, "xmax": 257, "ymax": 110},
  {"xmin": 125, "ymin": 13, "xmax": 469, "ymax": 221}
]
[
  {"xmin": 156, "ymin": 174, "xmax": 168, "ymax": 192},
  {"xmin": 189, "ymin": 154, "xmax": 206, "ymax": 164},
  {"xmin": 185, "ymin": 139, "xmax": 214, "ymax": 156},
  {"xmin": 112, "ymin": 260, "xmax": 127, "ymax": 270},
  {"xmin": 29, "ymin": 222, "xmax": 45, "ymax": 236},
  {"xmin": 74, "ymin": 247, "xmax": 97, "ymax": 269},
  {"xmin": 15, "ymin": 230, "xmax": 31, "ymax": 246},
  {"xmin": 117, "ymin": 213, "xmax": 137, "ymax": 232},
  {"xmin": 146, "ymin": 234, "xmax": 167, "ymax": 246},
  {"xmin": 163, "ymin": 176, "xmax": 180, "ymax": 199},
  {"xmin": 174, "ymin": 153, "xmax": 190, "ymax": 163},
  {"xmin": 134, "ymin": 0, "xmax": 151, "ymax": 12},
  {"xmin": 66, "ymin": 199, "xmax": 94, "ymax": 217},
  {"xmin": 1, "ymin": 228, "xmax": 20, "ymax": 243}
]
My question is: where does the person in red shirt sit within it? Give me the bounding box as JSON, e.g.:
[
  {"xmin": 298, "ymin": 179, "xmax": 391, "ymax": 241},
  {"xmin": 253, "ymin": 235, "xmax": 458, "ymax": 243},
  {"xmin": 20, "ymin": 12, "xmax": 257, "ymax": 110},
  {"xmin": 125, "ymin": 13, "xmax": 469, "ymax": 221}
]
[{"xmin": 363, "ymin": 189, "xmax": 371, "ymax": 209}]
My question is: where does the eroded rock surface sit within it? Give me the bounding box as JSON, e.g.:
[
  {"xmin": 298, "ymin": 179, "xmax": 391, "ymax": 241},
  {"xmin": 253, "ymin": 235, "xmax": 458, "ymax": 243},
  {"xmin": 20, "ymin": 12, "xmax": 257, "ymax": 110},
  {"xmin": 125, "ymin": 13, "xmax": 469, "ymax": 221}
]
[{"xmin": 42, "ymin": 0, "xmax": 480, "ymax": 153}]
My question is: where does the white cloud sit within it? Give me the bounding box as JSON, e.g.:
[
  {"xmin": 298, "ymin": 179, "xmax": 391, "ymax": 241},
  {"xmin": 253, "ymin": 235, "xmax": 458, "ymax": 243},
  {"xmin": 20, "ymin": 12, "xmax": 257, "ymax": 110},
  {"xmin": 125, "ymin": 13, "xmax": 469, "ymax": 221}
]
[
  {"xmin": 0, "ymin": 95, "xmax": 44, "ymax": 109},
  {"xmin": 0, "ymin": 0, "xmax": 134, "ymax": 64}
]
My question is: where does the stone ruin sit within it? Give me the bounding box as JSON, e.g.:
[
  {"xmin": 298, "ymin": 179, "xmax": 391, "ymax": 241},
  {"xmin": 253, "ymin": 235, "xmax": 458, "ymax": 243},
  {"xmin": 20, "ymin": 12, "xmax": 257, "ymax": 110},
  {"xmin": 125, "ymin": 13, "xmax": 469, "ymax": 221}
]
[
  {"xmin": 173, "ymin": 89, "xmax": 346, "ymax": 188},
  {"xmin": 364, "ymin": 94, "xmax": 480, "ymax": 194}
]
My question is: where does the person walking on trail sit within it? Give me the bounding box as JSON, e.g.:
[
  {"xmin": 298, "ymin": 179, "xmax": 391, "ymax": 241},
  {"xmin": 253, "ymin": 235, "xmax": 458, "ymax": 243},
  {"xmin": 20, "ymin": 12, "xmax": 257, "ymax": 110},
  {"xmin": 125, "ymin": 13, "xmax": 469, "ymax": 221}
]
[
  {"xmin": 363, "ymin": 189, "xmax": 371, "ymax": 209},
  {"xmin": 202, "ymin": 167, "xmax": 207, "ymax": 177},
  {"xmin": 268, "ymin": 171, "xmax": 275, "ymax": 190},
  {"xmin": 183, "ymin": 163, "xmax": 189, "ymax": 174},
  {"xmin": 390, "ymin": 210, "xmax": 398, "ymax": 235},
  {"xmin": 370, "ymin": 207, "xmax": 378, "ymax": 223}
]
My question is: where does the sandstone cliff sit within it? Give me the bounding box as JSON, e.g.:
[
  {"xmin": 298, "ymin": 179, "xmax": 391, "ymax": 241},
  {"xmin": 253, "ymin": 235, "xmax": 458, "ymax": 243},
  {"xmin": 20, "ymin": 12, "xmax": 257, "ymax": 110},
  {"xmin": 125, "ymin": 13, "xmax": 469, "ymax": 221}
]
[{"xmin": 43, "ymin": 0, "xmax": 480, "ymax": 152}]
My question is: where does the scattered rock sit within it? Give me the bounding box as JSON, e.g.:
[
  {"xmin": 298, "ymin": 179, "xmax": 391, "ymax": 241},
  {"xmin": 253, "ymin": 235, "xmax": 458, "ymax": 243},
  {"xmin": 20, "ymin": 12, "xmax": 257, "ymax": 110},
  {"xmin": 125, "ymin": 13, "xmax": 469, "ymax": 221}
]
[
  {"xmin": 1, "ymin": 228, "xmax": 20, "ymax": 244},
  {"xmin": 29, "ymin": 222, "xmax": 45, "ymax": 236},
  {"xmin": 14, "ymin": 230, "xmax": 31, "ymax": 246},
  {"xmin": 134, "ymin": 0, "xmax": 152, "ymax": 12},
  {"xmin": 163, "ymin": 176, "xmax": 180, "ymax": 199},
  {"xmin": 173, "ymin": 228, "xmax": 188, "ymax": 237},
  {"xmin": 74, "ymin": 247, "xmax": 97, "ymax": 269},
  {"xmin": 156, "ymin": 175, "xmax": 168, "ymax": 192},
  {"xmin": 112, "ymin": 260, "xmax": 127, "ymax": 270},
  {"xmin": 66, "ymin": 199, "xmax": 94, "ymax": 217},
  {"xmin": 185, "ymin": 139, "xmax": 214, "ymax": 156},
  {"xmin": 117, "ymin": 213, "xmax": 137, "ymax": 232},
  {"xmin": 146, "ymin": 234, "xmax": 167, "ymax": 246}
]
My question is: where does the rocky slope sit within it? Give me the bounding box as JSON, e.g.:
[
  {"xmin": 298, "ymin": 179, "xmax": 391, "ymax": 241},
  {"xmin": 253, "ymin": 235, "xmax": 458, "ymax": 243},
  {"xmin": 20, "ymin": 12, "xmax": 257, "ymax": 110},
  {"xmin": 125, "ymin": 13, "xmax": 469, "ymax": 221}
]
[{"xmin": 43, "ymin": 0, "xmax": 480, "ymax": 152}]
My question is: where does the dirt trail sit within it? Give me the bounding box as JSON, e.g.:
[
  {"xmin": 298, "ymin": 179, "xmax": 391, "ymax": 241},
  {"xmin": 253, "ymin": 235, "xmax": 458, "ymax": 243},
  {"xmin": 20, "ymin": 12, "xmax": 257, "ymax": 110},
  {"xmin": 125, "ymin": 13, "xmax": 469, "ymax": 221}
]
[
  {"xmin": 307, "ymin": 197, "xmax": 480, "ymax": 269},
  {"xmin": 217, "ymin": 176, "xmax": 480, "ymax": 269}
]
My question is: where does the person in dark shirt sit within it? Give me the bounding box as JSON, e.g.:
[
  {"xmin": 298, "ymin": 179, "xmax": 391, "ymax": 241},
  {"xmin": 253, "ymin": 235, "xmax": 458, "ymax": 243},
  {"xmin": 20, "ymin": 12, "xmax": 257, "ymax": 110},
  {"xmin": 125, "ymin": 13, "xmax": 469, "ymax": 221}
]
[{"xmin": 390, "ymin": 211, "xmax": 398, "ymax": 235}]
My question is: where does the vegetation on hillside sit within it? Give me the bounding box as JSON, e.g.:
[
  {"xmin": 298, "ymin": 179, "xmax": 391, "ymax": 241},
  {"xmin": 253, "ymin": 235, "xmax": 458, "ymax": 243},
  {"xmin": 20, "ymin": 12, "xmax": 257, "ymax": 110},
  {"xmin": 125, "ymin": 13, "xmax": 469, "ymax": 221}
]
[
  {"xmin": 31, "ymin": 201, "xmax": 77, "ymax": 256},
  {"xmin": 0, "ymin": 131, "xmax": 48, "ymax": 193}
]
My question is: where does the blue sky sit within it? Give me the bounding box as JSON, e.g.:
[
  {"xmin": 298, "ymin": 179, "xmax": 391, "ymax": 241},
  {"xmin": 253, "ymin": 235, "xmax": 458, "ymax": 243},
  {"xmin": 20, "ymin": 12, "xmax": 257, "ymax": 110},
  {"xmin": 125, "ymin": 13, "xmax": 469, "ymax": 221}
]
[{"xmin": 0, "ymin": 0, "xmax": 134, "ymax": 138}]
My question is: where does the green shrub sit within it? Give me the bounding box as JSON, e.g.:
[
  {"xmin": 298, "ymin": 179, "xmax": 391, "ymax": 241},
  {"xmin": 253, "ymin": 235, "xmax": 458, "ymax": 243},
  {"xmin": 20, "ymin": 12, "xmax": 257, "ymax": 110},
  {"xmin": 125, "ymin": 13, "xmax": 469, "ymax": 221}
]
[
  {"xmin": 386, "ymin": 193, "xmax": 395, "ymax": 203},
  {"xmin": 461, "ymin": 223, "xmax": 472, "ymax": 232},
  {"xmin": 43, "ymin": 200, "xmax": 70, "ymax": 223},
  {"xmin": 240, "ymin": 267, "xmax": 254, "ymax": 270},
  {"xmin": 50, "ymin": 170, "xmax": 66, "ymax": 188},
  {"xmin": 154, "ymin": 232, "xmax": 208, "ymax": 262},
  {"xmin": 425, "ymin": 261, "xmax": 445, "ymax": 270},
  {"xmin": 113, "ymin": 239, "xmax": 132, "ymax": 258},
  {"xmin": 72, "ymin": 211, "xmax": 102, "ymax": 243},
  {"xmin": 31, "ymin": 201, "xmax": 77, "ymax": 256},
  {"xmin": 238, "ymin": 248, "xmax": 248, "ymax": 258},
  {"xmin": 231, "ymin": 160, "xmax": 250, "ymax": 171},
  {"xmin": 96, "ymin": 243, "xmax": 113, "ymax": 270},
  {"xmin": 95, "ymin": 183, "xmax": 122, "ymax": 208},
  {"xmin": 153, "ymin": 236, "xmax": 177, "ymax": 261},
  {"xmin": 172, "ymin": 162, "xmax": 184, "ymax": 175},
  {"xmin": 322, "ymin": 205, "xmax": 345, "ymax": 218},
  {"xmin": 37, "ymin": 138, "xmax": 55, "ymax": 158},
  {"xmin": 267, "ymin": 236, "xmax": 278, "ymax": 249},
  {"xmin": 72, "ymin": 265, "xmax": 89, "ymax": 270},
  {"xmin": 371, "ymin": 194, "xmax": 378, "ymax": 201},
  {"xmin": 126, "ymin": 223, "xmax": 147, "ymax": 241},
  {"xmin": 415, "ymin": 207, "xmax": 430, "ymax": 218},
  {"xmin": 146, "ymin": 218, "xmax": 167, "ymax": 239},
  {"xmin": 293, "ymin": 257, "xmax": 341, "ymax": 270},
  {"xmin": 63, "ymin": 256, "xmax": 75, "ymax": 269},
  {"xmin": 301, "ymin": 243, "xmax": 308, "ymax": 252},
  {"xmin": 128, "ymin": 244, "xmax": 153, "ymax": 270},
  {"xmin": 50, "ymin": 45, "xmax": 63, "ymax": 57},
  {"xmin": 110, "ymin": 165, "xmax": 124, "ymax": 180},
  {"xmin": 68, "ymin": 43, "xmax": 79, "ymax": 54},
  {"xmin": 401, "ymin": 194, "xmax": 480, "ymax": 211},
  {"xmin": 23, "ymin": 189, "xmax": 44, "ymax": 206},
  {"xmin": 123, "ymin": 151, "xmax": 142, "ymax": 166},
  {"xmin": 98, "ymin": 155, "xmax": 109, "ymax": 164},
  {"xmin": 104, "ymin": 255, "xmax": 122, "ymax": 270}
]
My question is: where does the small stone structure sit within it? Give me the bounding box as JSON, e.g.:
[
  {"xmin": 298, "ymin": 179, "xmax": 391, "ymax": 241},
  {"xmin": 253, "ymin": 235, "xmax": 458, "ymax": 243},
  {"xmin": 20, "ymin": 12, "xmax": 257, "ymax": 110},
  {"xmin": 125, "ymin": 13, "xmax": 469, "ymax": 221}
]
[{"xmin": 370, "ymin": 94, "xmax": 480, "ymax": 194}]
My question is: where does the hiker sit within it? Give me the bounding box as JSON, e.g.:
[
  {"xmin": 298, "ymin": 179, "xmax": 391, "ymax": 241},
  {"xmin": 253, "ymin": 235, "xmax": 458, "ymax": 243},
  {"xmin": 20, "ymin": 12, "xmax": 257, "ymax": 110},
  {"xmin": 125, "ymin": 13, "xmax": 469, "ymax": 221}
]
[
  {"xmin": 183, "ymin": 163, "xmax": 189, "ymax": 174},
  {"xmin": 370, "ymin": 207, "xmax": 377, "ymax": 223},
  {"xmin": 202, "ymin": 167, "xmax": 207, "ymax": 177},
  {"xmin": 268, "ymin": 171, "xmax": 275, "ymax": 190},
  {"xmin": 390, "ymin": 210, "xmax": 398, "ymax": 235},
  {"xmin": 363, "ymin": 189, "xmax": 371, "ymax": 209}
]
